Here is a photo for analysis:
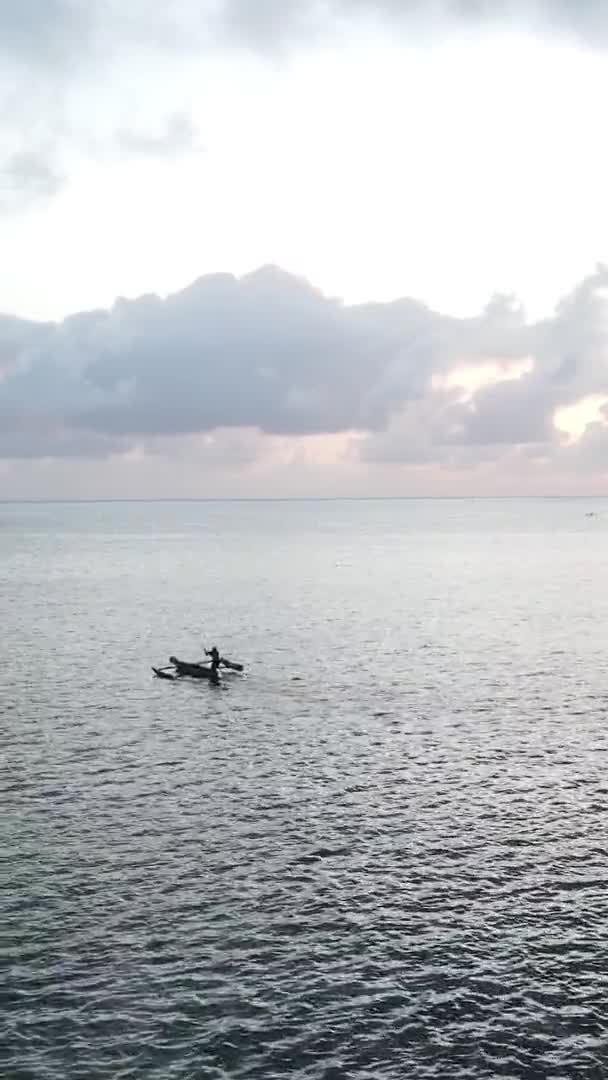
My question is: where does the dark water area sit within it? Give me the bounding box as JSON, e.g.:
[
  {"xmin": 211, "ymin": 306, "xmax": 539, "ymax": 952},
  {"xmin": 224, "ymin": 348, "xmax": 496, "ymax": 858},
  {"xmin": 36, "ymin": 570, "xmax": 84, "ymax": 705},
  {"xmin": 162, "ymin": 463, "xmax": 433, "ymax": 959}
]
[{"xmin": 2, "ymin": 498, "xmax": 608, "ymax": 1078}]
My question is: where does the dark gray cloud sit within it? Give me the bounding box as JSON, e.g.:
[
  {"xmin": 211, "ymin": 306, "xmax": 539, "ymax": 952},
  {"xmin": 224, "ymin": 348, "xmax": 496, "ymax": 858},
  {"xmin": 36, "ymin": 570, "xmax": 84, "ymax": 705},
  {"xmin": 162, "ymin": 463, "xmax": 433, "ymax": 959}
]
[
  {"xmin": 0, "ymin": 314, "xmax": 49, "ymax": 372},
  {"xmin": 68, "ymin": 267, "xmax": 446, "ymax": 439},
  {"xmin": 1, "ymin": 264, "xmax": 607, "ymax": 467},
  {"xmin": 0, "ymin": 407, "xmax": 128, "ymax": 459},
  {"xmin": 457, "ymin": 378, "xmax": 557, "ymax": 445}
]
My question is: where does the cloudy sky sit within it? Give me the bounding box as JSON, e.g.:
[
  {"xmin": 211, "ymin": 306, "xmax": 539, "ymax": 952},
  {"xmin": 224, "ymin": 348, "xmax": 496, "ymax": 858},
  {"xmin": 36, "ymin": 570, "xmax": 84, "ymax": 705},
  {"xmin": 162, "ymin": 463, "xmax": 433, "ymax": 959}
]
[{"xmin": 2, "ymin": 0, "xmax": 608, "ymax": 498}]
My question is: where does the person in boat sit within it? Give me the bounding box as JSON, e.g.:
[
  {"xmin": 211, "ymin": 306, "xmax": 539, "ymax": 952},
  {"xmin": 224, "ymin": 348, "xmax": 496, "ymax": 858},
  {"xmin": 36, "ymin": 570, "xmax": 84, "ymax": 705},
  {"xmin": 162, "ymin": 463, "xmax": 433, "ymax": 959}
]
[{"xmin": 205, "ymin": 645, "xmax": 221, "ymax": 672}]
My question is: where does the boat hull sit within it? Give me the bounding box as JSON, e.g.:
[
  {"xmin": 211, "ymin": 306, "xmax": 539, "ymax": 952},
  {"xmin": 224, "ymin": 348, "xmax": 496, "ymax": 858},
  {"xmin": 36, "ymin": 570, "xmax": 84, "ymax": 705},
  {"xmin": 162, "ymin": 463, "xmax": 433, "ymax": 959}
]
[
  {"xmin": 152, "ymin": 666, "xmax": 176, "ymax": 680},
  {"xmin": 169, "ymin": 656, "xmax": 220, "ymax": 682}
]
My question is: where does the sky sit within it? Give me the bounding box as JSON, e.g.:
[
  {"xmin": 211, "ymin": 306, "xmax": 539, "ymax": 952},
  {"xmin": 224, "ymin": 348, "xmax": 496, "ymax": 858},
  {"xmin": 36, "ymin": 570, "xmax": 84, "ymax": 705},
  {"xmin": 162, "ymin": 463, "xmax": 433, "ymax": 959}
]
[{"xmin": 2, "ymin": 0, "xmax": 608, "ymax": 498}]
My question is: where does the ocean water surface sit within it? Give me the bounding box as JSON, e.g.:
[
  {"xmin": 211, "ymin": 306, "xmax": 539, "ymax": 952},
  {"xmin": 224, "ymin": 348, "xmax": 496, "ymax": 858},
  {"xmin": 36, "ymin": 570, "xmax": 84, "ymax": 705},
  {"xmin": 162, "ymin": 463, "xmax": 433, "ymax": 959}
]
[{"xmin": 2, "ymin": 497, "xmax": 608, "ymax": 1078}]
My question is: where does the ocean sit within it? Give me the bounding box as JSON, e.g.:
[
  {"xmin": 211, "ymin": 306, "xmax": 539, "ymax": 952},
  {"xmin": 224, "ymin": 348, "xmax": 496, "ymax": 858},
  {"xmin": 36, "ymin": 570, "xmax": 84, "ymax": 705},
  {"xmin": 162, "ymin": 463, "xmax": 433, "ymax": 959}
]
[{"xmin": 2, "ymin": 497, "xmax": 608, "ymax": 1078}]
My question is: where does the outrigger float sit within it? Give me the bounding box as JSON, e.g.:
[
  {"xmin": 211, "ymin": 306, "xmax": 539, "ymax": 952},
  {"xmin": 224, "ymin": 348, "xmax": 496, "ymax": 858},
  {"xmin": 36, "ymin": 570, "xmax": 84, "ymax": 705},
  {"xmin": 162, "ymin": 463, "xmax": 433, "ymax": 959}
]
[{"xmin": 152, "ymin": 655, "xmax": 244, "ymax": 684}]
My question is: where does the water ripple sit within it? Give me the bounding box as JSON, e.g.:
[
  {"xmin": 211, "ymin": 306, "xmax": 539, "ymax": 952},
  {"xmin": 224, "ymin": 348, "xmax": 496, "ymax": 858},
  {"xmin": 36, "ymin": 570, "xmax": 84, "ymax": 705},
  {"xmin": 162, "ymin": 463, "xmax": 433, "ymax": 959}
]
[{"xmin": 3, "ymin": 498, "xmax": 608, "ymax": 1077}]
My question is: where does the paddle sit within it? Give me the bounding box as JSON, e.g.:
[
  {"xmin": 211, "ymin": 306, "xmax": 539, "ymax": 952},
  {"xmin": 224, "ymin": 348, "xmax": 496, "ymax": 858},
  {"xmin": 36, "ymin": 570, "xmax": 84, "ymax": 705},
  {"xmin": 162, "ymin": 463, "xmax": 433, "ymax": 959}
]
[
  {"xmin": 199, "ymin": 648, "xmax": 244, "ymax": 672},
  {"xmin": 220, "ymin": 657, "xmax": 244, "ymax": 672},
  {"xmin": 198, "ymin": 655, "xmax": 244, "ymax": 672}
]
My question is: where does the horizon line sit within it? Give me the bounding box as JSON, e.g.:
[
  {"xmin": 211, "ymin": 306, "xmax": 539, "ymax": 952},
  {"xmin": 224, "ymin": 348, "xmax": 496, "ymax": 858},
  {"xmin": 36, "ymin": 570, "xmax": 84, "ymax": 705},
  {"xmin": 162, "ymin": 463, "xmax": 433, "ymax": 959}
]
[{"xmin": 1, "ymin": 495, "xmax": 608, "ymax": 505}]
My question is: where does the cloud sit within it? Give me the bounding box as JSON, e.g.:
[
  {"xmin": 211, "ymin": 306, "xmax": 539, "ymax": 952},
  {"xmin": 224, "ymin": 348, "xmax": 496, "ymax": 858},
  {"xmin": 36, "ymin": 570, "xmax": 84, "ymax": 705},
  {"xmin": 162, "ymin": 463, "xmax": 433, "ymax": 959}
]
[
  {"xmin": 2, "ymin": 264, "xmax": 608, "ymax": 482},
  {"xmin": 0, "ymin": 265, "xmax": 456, "ymax": 458},
  {"xmin": 360, "ymin": 390, "xmax": 470, "ymax": 466},
  {"xmin": 211, "ymin": 1, "xmax": 608, "ymax": 49},
  {"xmin": 4, "ymin": 2, "xmax": 608, "ymax": 71},
  {"xmin": 0, "ymin": 1, "xmax": 89, "ymax": 70},
  {"xmin": 114, "ymin": 111, "xmax": 201, "ymax": 157},
  {"xmin": 61, "ymin": 267, "xmax": 455, "ymax": 443},
  {"xmin": 0, "ymin": 409, "xmax": 128, "ymax": 460},
  {"xmin": 355, "ymin": 265, "xmax": 608, "ymax": 468},
  {"xmin": 2, "ymin": 0, "xmax": 608, "ymax": 214},
  {"xmin": 0, "ymin": 151, "xmax": 65, "ymax": 213},
  {"xmin": 0, "ymin": 2, "xmax": 191, "ymax": 71},
  {"xmin": 0, "ymin": 4, "xmax": 205, "ymax": 207},
  {"xmin": 1, "ymin": 0, "xmax": 607, "ymax": 151},
  {"xmin": 0, "ymin": 313, "xmax": 49, "ymax": 375}
]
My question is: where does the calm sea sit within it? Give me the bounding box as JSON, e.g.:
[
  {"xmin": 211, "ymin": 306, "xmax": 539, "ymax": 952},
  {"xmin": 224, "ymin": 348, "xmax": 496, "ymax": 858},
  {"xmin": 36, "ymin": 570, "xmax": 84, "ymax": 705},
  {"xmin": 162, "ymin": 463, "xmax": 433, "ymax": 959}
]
[{"xmin": 2, "ymin": 498, "xmax": 608, "ymax": 1079}]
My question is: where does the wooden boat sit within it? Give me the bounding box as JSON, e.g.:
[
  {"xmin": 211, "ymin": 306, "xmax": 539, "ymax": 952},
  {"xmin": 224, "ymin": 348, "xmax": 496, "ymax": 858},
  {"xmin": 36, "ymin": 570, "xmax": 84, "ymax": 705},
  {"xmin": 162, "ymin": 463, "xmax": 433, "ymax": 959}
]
[
  {"xmin": 169, "ymin": 656, "xmax": 220, "ymax": 682},
  {"xmin": 152, "ymin": 667, "xmax": 178, "ymax": 681},
  {"xmin": 152, "ymin": 653, "xmax": 243, "ymax": 683}
]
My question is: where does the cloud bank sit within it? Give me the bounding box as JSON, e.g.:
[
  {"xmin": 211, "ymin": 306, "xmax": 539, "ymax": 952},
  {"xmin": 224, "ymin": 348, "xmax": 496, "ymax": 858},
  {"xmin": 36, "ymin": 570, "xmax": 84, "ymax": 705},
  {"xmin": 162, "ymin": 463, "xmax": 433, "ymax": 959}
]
[
  {"xmin": 4, "ymin": 2, "xmax": 608, "ymax": 69},
  {"xmin": 2, "ymin": 264, "xmax": 608, "ymax": 493}
]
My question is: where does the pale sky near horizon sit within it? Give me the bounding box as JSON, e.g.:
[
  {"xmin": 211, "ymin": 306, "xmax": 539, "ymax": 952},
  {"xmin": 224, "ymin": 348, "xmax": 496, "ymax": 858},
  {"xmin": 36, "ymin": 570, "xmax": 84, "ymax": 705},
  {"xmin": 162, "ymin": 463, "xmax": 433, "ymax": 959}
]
[{"xmin": 2, "ymin": 1, "xmax": 608, "ymax": 498}]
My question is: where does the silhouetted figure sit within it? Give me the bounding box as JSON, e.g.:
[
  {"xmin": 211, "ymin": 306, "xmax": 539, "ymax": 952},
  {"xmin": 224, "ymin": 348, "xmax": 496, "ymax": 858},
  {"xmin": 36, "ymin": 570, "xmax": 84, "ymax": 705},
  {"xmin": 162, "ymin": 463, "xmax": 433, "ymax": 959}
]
[{"xmin": 206, "ymin": 646, "xmax": 220, "ymax": 673}]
